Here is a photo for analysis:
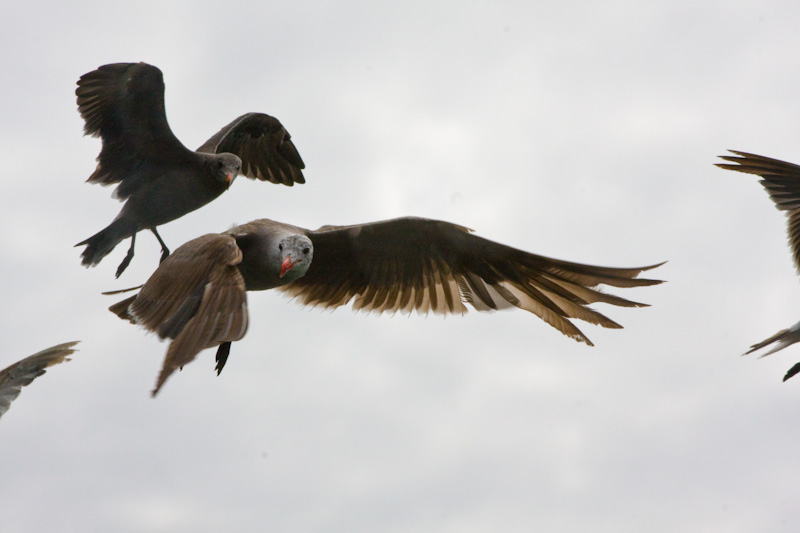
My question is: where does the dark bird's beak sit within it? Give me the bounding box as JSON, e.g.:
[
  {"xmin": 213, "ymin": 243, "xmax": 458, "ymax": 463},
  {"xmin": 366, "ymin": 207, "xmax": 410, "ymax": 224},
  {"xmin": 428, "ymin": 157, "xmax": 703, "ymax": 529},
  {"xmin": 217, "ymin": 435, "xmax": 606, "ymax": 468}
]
[{"xmin": 280, "ymin": 255, "xmax": 301, "ymax": 278}]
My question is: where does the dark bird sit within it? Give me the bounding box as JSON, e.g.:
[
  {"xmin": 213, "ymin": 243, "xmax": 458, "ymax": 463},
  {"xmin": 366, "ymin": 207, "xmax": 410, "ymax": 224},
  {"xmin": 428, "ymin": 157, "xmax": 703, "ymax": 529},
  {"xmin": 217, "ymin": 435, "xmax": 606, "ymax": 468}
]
[
  {"xmin": 0, "ymin": 341, "xmax": 80, "ymax": 420},
  {"xmin": 717, "ymin": 150, "xmax": 800, "ymax": 380},
  {"xmin": 74, "ymin": 62, "xmax": 306, "ymax": 278},
  {"xmin": 108, "ymin": 217, "xmax": 664, "ymax": 396}
]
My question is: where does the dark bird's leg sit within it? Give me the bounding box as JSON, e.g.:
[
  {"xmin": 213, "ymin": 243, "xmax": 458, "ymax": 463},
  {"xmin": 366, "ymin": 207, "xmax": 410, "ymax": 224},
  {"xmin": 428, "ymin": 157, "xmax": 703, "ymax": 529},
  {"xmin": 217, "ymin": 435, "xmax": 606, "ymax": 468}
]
[
  {"xmin": 115, "ymin": 234, "xmax": 136, "ymax": 278},
  {"xmin": 151, "ymin": 228, "xmax": 170, "ymax": 263},
  {"xmin": 215, "ymin": 342, "xmax": 232, "ymax": 376},
  {"xmin": 784, "ymin": 362, "xmax": 800, "ymax": 382}
]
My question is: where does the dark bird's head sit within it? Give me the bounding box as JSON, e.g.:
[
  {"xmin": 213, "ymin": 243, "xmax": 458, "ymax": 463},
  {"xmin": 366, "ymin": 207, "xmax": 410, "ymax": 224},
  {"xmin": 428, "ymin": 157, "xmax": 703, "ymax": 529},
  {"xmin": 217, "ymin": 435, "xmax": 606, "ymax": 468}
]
[
  {"xmin": 277, "ymin": 234, "xmax": 313, "ymax": 282},
  {"xmin": 209, "ymin": 153, "xmax": 242, "ymax": 189}
]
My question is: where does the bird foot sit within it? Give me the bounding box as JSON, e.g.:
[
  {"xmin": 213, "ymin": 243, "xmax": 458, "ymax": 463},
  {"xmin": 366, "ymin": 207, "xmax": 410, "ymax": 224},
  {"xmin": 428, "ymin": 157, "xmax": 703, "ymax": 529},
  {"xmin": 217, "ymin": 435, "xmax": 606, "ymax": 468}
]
[
  {"xmin": 215, "ymin": 342, "xmax": 231, "ymax": 375},
  {"xmin": 115, "ymin": 250, "xmax": 134, "ymax": 278}
]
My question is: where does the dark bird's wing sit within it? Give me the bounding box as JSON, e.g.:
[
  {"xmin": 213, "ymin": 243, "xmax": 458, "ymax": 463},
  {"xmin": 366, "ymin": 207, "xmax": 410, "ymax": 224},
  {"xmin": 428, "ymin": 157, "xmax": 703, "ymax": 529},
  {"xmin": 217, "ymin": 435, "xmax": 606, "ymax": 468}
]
[
  {"xmin": 196, "ymin": 112, "xmax": 305, "ymax": 186},
  {"xmin": 717, "ymin": 150, "xmax": 800, "ymax": 272},
  {"xmin": 76, "ymin": 62, "xmax": 191, "ymax": 198},
  {"xmin": 110, "ymin": 234, "xmax": 248, "ymax": 395},
  {"xmin": 279, "ymin": 217, "xmax": 663, "ymax": 345},
  {"xmin": 0, "ymin": 341, "xmax": 79, "ymax": 419},
  {"xmin": 716, "ymin": 151, "xmax": 800, "ymax": 381}
]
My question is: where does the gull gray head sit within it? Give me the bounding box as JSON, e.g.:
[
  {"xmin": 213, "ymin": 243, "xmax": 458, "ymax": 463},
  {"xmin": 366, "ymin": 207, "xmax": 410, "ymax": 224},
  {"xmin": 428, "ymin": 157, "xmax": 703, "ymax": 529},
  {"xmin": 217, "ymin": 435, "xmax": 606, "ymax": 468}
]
[{"xmin": 276, "ymin": 233, "xmax": 313, "ymax": 282}]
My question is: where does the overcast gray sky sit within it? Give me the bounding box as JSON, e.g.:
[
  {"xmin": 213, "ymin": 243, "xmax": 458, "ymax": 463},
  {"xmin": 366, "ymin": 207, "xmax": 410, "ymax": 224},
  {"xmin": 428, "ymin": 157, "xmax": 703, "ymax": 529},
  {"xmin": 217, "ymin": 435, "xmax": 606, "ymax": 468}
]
[{"xmin": 2, "ymin": 1, "xmax": 800, "ymax": 531}]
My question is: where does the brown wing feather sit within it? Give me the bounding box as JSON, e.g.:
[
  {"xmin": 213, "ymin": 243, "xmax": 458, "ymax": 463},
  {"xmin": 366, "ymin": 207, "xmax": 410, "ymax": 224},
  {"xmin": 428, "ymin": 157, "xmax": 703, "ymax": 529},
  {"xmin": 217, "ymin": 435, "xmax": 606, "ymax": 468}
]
[
  {"xmin": 196, "ymin": 112, "xmax": 305, "ymax": 185},
  {"xmin": 0, "ymin": 341, "xmax": 80, "ymax": 419},
  {"xmin": 279, "ymin": 217, "xmax": 662, "ymax": 345},
  {"xmin": 126, "ymin": 234, "xmax": 243, "ymax": 333},
  {"xmin": 76, "ymin": 62, "xmax": 190, "ymax": 194},
  {"xmin": 151, "ymin": 267, "xmax": 248, "ymax": 396},
  {"xmin": 107, "ymin": 233, "xmax": 248, "ymax": 395},
  {"xmin": 717, "ymin": 150, "xmax": 800, "ymax": 273}
]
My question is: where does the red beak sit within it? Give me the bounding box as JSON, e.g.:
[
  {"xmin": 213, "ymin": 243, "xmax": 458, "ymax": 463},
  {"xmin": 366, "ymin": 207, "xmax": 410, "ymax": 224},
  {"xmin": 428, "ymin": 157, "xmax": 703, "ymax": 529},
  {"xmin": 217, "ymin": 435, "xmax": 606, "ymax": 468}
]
[
  {"xmin": 225, "ymin": 172, "xmax": 233, "ymax": 189},
  {"xmin": 280, "ymin": 256, "xmax": 301, "ymax": 278}
]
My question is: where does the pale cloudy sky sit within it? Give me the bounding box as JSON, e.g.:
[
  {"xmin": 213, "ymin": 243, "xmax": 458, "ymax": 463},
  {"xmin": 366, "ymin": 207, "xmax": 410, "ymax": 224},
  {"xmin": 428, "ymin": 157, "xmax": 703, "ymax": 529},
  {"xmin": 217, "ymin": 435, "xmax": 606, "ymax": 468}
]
[{"xmin": 2, "ymin": 1, "xmax": 800, "ymax": 531}]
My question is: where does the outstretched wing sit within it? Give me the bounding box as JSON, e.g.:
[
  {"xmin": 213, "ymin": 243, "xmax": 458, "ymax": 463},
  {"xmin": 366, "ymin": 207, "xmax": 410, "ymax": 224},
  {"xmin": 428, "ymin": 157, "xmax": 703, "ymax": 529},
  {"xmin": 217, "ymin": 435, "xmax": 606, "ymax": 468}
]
[
  {"xmin": 0, "ymin": 341, "xmax": 80, "ymax": 419},
  {"xmin": 279, "ymin": 217, "xmax": 663, "ymax": 345},
  {"xmin": 196, "ymin": 112, "xmax": 305, "ymax": 186},
  {"xmin": 717, "ymin": 150, "xmax": 800, "ymax": 273},
  {"xmin": 76, "ymin": 62, "xmax": 191, "ymax": 197},
  {"xmin": 109, "ymin": 234, "xmax": 248, "ymax": 395}
]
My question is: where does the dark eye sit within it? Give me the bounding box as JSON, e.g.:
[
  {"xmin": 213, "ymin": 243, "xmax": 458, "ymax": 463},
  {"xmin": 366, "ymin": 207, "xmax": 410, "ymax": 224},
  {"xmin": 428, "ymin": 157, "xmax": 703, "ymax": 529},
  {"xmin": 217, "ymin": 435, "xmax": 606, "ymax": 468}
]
[
  {"xmin": 278, "ymin": 244, "xmax": 283, "ymax": 251},
  {"xmin": 217, "ymin": 160, "xmax": 224, "ymax": 168},
  {"xmin": 302, "ymin": 247, "xmax": 310, "ymax": 255}
]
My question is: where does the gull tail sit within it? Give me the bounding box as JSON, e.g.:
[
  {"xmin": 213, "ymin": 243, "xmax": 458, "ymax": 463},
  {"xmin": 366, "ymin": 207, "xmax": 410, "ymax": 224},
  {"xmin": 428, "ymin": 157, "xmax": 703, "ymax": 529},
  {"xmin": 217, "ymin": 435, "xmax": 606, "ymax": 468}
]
[{"xmin": 76, "ymin": 218, "xmax": 135, "ymax": 267}]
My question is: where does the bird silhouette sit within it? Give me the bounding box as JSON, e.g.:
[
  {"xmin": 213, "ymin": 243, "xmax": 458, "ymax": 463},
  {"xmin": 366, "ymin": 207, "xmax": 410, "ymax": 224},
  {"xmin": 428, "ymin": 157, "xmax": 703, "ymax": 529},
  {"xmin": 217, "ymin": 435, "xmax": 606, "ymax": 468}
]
[
  {"xmin": 717, "ymin": 150, "xmax": 800, "ymax": 380},
  {"xmin": 109, "ymin": 217, "xmax": 663, "ymax": 395},
  {"xmin": 0, "ymin": 341, "xmax": 80, "ymax": 420},
  {"xmin": 75, "ymin": 62, "xmax": 305, "ymax": 277}
]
